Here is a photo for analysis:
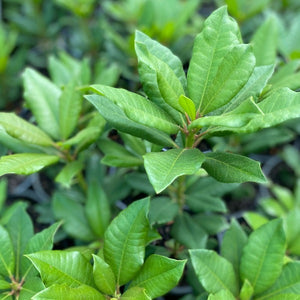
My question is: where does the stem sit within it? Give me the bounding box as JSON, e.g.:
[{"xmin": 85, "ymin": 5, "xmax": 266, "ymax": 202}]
[{"xmin": 169, "ymin": 176, "xmax": 186, "ymax": 211}]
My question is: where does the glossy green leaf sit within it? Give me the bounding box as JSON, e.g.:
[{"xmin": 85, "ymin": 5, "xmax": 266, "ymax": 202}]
[
  {"xmin": 59, "ymin": 81, "xmax": 82, "ymax": 140},
  {"xmin": 240, "ymin": 219, "xmax": 286, "ymax": 295},
  {"xmin": 92, "ymin": 254, "xmax": 115, "ymax": 295},
  {"xmin": 243, "ymin": 212, "xmax": 268, "ymax": 230},
  {"xmin": 85, "ymin": 95, "xmax": 176, "ymax": 147},
  {"xmin": 199, "ymin": 44, "xmax": 255, "ymax": 115},
  {"xmin": 171, "ymin": 213, "xmax": 208, "ymax": 249},
  {"xmin": 121, "ymin": 287, "xmax": 151, "ymax": 300},
  {"xmin": 0, "ymin": 153, "xmax": 59, "ymax": 176},
  {"xmin": 251, "ymin": 16, "xmax": 278, "ymax": 66},
  {"xmin": 208, "ymin": 289, "xmax": 236, "ymax": 300},
  {"xmin": 0, "ymin": 279, "xmax": 11, "ymax": 290},
  {"xmin": 22, "ymin": 68, "xmax": 61, "ymax": 139},
  {"xmin": 86, "ymin": 182, "xmax": 111, "ymax": 238},
  {"xmin": 129, "ymin": 254, "xmax": 186, "ymax": 299},
  {"xmin": 27, "ymin": 251, "xmax": 95, "ymax": 288},
  {"xmin": 55, "ymin": 161, "xmax": 84, "ymax": 188},
  {"xmin": 52, "ymin": 191, "xmax": 95, "ymax": 241},
  {"xmin": 202, "ymin": 152, "xmax": 266, "ymax": 183},
  {"xmin": 149, "ymin": 197, "xmax": 179, "ymax": 225},
  {"xmin": 0, "ymin": 113, "xmax": 53, "ymax": 146},
  {"xmin": 32, "ymin": 284, "xmax": 105, "ymax": 300},
  {"xmin": 240, "ymin": 279, "xmax": 254, "ymax": 300},
  {"xmin": 256, "ymin": 262, "xmax": 300, "ymax": 299},
  {"xmin": 6, "ymin": 205, "xmax": 33, "ymax": 279},
  {"xmin": 103, "ymin": 198, "xmax": 150, "ymax": 286},
  {"xmin": 221, "ymin": 219, "xmax": 248, "ymax": 276},
  {"xmin": 190, "ymin": 249, "xmax": 239, "ymax": 296},
  {"xmin": 144, "ymin": 148, "xmax": 205, "ymax": 193},
  {"xmin": 0, "ymin": 225, "xmax": 14, "ymax": 277},
  {"xmin": 90, "ymin": 85, "xmax": 179, "ymax": 134},
  {"xmin": 187, "ymin": 6, "xmax": 241, "ymax": 112},
  {"xmin": 179, "ymin": 95, "xmax": 196, "ymax": 120}
]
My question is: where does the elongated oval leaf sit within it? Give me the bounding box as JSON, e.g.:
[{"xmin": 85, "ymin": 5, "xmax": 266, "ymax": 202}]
[
  {"xmin": 121, "ymin": 287, "xmax": 151, "ymax": 300},
  {"xmin": 0, "ymin": 225, "xmax": 14, "ymax": 277},
  {"xmin": 22, "ymin": 68, "xmax": 61, "ymax": 139},
  {"xmin": 190, "ymin": 249, "xmax": 239, "ymax": 296},
  {"xmin": 144, "ymin": 148, "xmax": 205, "ymax": 193},
  {"xmin": 32, "ymin": 284, "xmax": 105, "ymax": 300},
  {"xmin": 240, "ymin": 219, "xmax": 286, "ymax": 295},
  {"xmin": 0, "ymin": 154, "xmax": 60, "ymax": 176},
  {"xmin": 27, "ymin": 251, "xmax": 95, "ymax": 288},
  {"xmin": 0, "ymin": 113, "xmax": 54, "ymax": 146},
  {"xmin": 55, "ymin": 161, "xmax": 84, "ymax": 188},
  {"xmin": 202, "ymin": 152, "xmax": 267, "ymax": 183},
  {"xmin": 92, "ymin": 255, "xmax": 116, "ymax": 295},
  {"xmin": 129, "ymin": 254, "xmax": 186, "ymax": 299},
  {"xmin": 103, "ymin": 198, "xmax": 150, "ymax": 286},
  {"xmin": 90, "ymin": 85, "xmax": 179, "ymax": 134},
  {"xmin": 85, "ymin": 95, "xmax": 176, "ymax": 147},
  {"xmin": 187, "ymin": 6, "xmax": 241, "ymax": 112}
]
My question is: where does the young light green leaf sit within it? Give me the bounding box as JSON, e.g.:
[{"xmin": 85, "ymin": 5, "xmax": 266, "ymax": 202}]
[
  {"xmin": 85, "ymin": 95, "xmax": 176, "ymax": 147},
  {"xmin": 256, "ymin": 262, "xmax": 300, "ymax": 299},
  {"xmin": 251, "ymin": 16, "xmax": 278, "ymax": 66},
  {"xmin": 208, "ymin": 289, "xmax": 236, "ymax": 300},
  {"xmin": 22, "ymin": 68, "xmax": 61, "ymax": 139},
  {"xmin": 103, "ymin": 198, "xmax": 150, "ymax": 286},
  {"xmin": 200, "ymin": 44, "xmax": 255, "ymax": 115},
  {"xmin": 171, "ymin": 213, "xmax": 208, "ymax": 249},
  {"xmin": 144, "ymin": 148, "xmax": 205, "ymax": 193},
  {"xmin": 55, "ymin": 161, "xmax": 84, "ymax": 188},
  {"xmin": 32, "ymin": 284, "xmax": 105, "ymax": 300},
  {"xmin": 90, "ymin": 85, "xmax": 179, "ymax": 134},
  {"xmin": 59, "ymin": 81, "xmax": 82, "ymax": 140},
  {"xmin": 179, "ymin": 95, "xmax": 196, "ymax": 120},
  {"xmin": 240, "ymin": 219, "xmax": 286, "ymax": 295},
  {"xmin": 86, "ymin": 182, "xmax": 111, "ymax": 238},
  {"xmin": 92, "ymin": 254, "xmax": 116, "ymax": 295},
  {"xmin": 221, "ymin": 219, "xmax": 248, "ymax": 276},
  {"xmin": 187, "ymin": 6, "xmax": 241, "ymax": 112},
  {"xmin": 0, "ymin": 153, "xmax": 59, "ymax": 177},
  {"xmin": 0, "ymin": 226, "xmax": 14, "ymax": 278},
  {"xmin": 121, "ymin": 287, "xmax": 151, "ymax": 300},
  {"xmin": 190, "ymin": 249, "xmax": 239, "ymax": 296},
  {"xmin": 27, "ymin": 251, "xmax": 95, "ymax": 288},
  {"xmin": 243, "ymin": 212, "xmax": 269, "ymax": 230},
  {"xmin": 0, "ymin": 113, "xmax": 54, "ymax": 146},
  {"xmin": 129, "ymin": 254, "xmax": 186, "ymax": 299},
  {"xmin": 240, "ymin": 279, "xmax": 254, "ymax": 300},
  {"xmin": 202, "ymin": 152, "xmax": 267, "ymax": 183}
]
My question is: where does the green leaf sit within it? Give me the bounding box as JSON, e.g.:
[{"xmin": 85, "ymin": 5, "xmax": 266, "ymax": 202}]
[
  {"xmin": 171, "ymin": 213, "xmax": 208, "ymax": 249},
  {"xmin": 59, "ymin": 81, "xmax": 82, "ymax": 140},
  {"xmin": 86, "ymin": 182, "xmax": 111, "ymax": 238},
  {"xmin": 55, "ymin": 161, "xmax": 84, "ymax": 188},
  {"xmin": 190, "ymin": 249, "xmax": 239, "ymax": 296},
  {"xmin": 121, "ymin": 287, "xmax": 151, "ymax": 300},
  {"xmin": 21, "ymin": 222, "xmax": 61, "ymax": 277},
  {"xmin": 27, "ymin": 251, "xmax": 95, "ymax": 288},
  {"xmin": 22, "ymin": 68, "xmax": 61, "ymax": 139},
  {"xmin": 144, "ymin": 148, "xmax": 205, "ymax": 193},
  {"xmin": 221, "ymin": 219, "xmax": 248, "ymax": 276},
  {"xmin": 149, "ymin": 197, "xmax": 179, "ymax": 225},
  {"xmin": 90, "ymin": 85, "xmax": 179, "ymax": 134},
  {"xmin": 208, "ymin": 289, "xmax": 236, "ymax": 300},
  {"xmin": 0, "ymin": 153, "xmax": 59, "ymax": 176},
  {"xmin": 251, "ymin": 16, "xmax": 278, "ymax": 66},
  {"xmin": 240, "ymin": 219, "xmax": 286, "ymax": 295},
  {"xmin": 243, "ymin": 212, "xmax": 269, "ymax": 230},
  {"xmin": 85, "ymin": 95, "xmax": 176, "ymax": 147},
  {"xmin": 179, "ymin": 95, "xmax": 196, "ymax": 121},
  {"xmin": 92, "ymin": 254, "xmax": 116, "ymax": 295},
  {"xmin": 32, "ymin": 284, "xmax": 105, "ymax": 300},
  {"xmin": 193, "ymin": 214, "xmax": 228, "ymax": 235},
  {"xmin": 256, "ymin": 262, "xmax": 300, "ymax": 299},
  {"xmin": 187, "ymin": 6, "xmax": 241, "ymax": 112},
  {"xmin": 52, "ymin": 191, "xmax": 95, "ymax": 241},
  {"xmin": 6, "ymin": 205, "xmax": 33, "ymax": 279},
  {"xmin": 129, "ymin": 254, "xmax": 186, "ymax": 299},
  {"xmin": 186, "ymin": 194, "xmax": 227, "ymax": 213},
  {"xmin": 103, "ymin": 198, "xmax": 150, "ymax": 286},
  {"xmin": 19, "ymin": 277, "xmax": 45, "ymax": 300},
  {"xmin": 0, "ymin": 279, "xmax": 11, "ymax": 290},
  {"xmin": 199, "ymin": 44, "xmax": 255, "ymax": 115},
  {"xmin": 202, "ymin": 152, "xmax": 267, "ymax": 183},
  {"xmin": 240, "ymin": 279, "xmax": 254, "ymax": 300},
  {"xmin": 0, "ymin": 113, "xmax": 54, "ymax": 146},
  {"xmin": 0, "ymin": 225, "xmax": 14, "ymax": 277}
]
